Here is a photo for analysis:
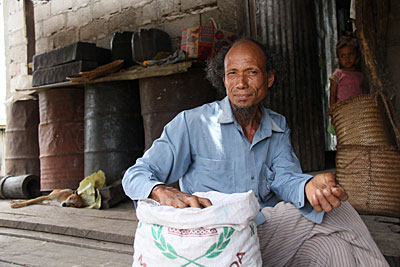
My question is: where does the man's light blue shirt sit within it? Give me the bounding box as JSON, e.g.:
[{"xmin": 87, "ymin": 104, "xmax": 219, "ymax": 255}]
[{"xmin": 122, "ymin": 97, "xmax": 324, "ymax": 225}]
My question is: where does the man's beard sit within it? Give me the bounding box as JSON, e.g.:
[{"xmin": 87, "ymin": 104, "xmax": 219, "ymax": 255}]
[{"xmin": 231, "ymin": 104, "xmax": 257, "ymax": 125}]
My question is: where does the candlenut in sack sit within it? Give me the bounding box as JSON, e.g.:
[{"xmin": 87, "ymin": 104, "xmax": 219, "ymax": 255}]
[{"xmin": 133, "ymin": 190, "xmax": 262, "ymax": 267}]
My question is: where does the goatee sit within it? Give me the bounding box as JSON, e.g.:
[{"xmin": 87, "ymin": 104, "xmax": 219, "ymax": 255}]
[{"xmin": 231, "ymin": 104, "xmax": 257, "ymax": 125}]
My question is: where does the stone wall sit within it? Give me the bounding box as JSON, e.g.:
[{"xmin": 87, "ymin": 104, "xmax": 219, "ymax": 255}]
[
  {"xmin": 3, "ymin": 0, "xmax": 30, "ymax": 98},
  {"xmin": 3, "ymin": 0, "xmax": 243, "ymax": 98}
]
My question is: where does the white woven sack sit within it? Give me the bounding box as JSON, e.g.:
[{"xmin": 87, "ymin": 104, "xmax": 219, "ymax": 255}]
[{"xmin": 133, "ymin": 190, "xmax": 262, "ymax": 267}]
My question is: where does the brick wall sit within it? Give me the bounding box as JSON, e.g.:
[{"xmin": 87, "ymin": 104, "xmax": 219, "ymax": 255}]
[{"xmin": 3, "ymin": 0, "xmax": 243, "ymax": 98}]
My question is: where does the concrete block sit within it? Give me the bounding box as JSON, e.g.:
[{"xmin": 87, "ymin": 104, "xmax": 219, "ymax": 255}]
[
  {"xmin": 50, "ymin": 0, "xmax": 76, "ymax": 15},
  {"xmin": 6, "ymin": 61, "xmax": 18, "ymax": 79},
  {"xmin": 18, "ymin": 63, "xmax": 28, "ymax": 77},
  {"xmin": 72, "ymin": 2, "xmax": 89, "ymax": 12},
  {"xmin": 43, "ymin": 14, "xmax": 67, "ymax": 36},
  {"xmin": 200, "ymin": 10, "xmax": 232, "ymax": 31},
  {"xmin": 201, "ymin": 0, "xmax": 243, "ymax": 33},
  {"xmin": 142, "ymin": 0, "xmax": 159, "ymax": 21},
  {"xmin": 8, "ymin": 28, "xmax": 25, "ymax": 47},
  {"xmin": 66, "ymin": 6, "xmax": 92, "ymax": 28},
  {"xmin": 161, "ymin": 14, "xmax": 200, "ymax": 39},
  {"xmin": 7, "ymin": 12, "xmax": 24, "ymax": 32},
  {"xmin": 35, "ymin": 21, "xmax": 44, "ymax": 39},
  {"xmin": 129, "ymin": 0, "xmax": 154, "ymax": 9},
  {"xmin": 9, "ymin": 78, "xmax": 18, "ymax": 92},
  {"xmin": 91, "ymin": 1, "xmax": 106, "ymax": 20},
  {"xmin": 35, "ymin": 38, "xmax": 51, "ymax": 55},
  {"xmin": 92, "ymin": 0, "xmax": 121, "ymax": 20},
  {"xmin": 34, "ymin": 2, "xmax": 51, "ymax": 22},
  {"xmin": 5, "ymin": 0, "xmax": 22, "ymax": 15},
  {"xmin": 9, "ymin": 44, "xmax": 27, "ymax": 63},
  {"xmin": 181, "ymin": 0, "xmax": 217, "ymax": 11},
  {"xmin": 101, "ymin": 0, "xmax": 122, "ymax": 16},
  {"xmin": 80, "ymin": 19, "xmax": 107, "ymax": 42},
  {"xmin": 108, "ymin": 9, "xmax": 137, "ymax": 33},
  {"xmin": 51, "ymin": 29, "xmax": 80, "ymax": 52},
  {"xmin": 158, "ymin": 0, "xmax": 181, "ymax": 16},
  {"xmin": 120, "ymin": 0, "xmax": 136, "ymax": 9},
  {"xmin": 8, "ymin": 62, "xmax": 19, "ymax": 78}
]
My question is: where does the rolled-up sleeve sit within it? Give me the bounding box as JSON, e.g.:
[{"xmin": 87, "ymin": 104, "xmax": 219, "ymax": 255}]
[{"xmin": 269, "ymin": 125, "xmax": 325, "ymax": 224}]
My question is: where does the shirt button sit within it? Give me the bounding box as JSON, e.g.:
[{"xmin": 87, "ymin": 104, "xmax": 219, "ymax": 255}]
[{"xmin": 251, "ymin": 176, "xmax": 254, "ymax": 180}]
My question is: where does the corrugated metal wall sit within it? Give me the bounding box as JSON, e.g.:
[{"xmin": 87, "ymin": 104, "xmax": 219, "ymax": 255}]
[
  {"xmin": 254, "ymin": 0, "xmax": 325, "ymax": 171},
  {"xmin": 314, "ymin": 0, "xmax": 338, "ymax": 151}
]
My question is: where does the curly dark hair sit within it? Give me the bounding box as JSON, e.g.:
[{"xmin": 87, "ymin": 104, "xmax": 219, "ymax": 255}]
[{"xmin": 205, "ymin": 37, "xmax": 276, "ymax": 95}]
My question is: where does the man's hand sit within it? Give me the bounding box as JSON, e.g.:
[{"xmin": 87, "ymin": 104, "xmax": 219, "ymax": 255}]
[
  {"xmin": 305, "ymin": 172, "xmax": 348, "ymax": 213},
  {"xmin": 150, "ymin": 185, "xmax": 212, "ymax": 209}
]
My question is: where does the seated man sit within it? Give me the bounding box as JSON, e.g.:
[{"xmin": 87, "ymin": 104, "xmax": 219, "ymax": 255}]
[{"xmin": 122, "ymin": 38, "xmax": 388, "ymax": 266}]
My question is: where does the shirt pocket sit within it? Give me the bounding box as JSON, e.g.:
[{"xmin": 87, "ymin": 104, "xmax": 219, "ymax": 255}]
[
  {"xmin": 258, "ymin": 164, "xmax": 275, "ymax": 202},
  {"xmin": 190, "ymin": 155, "xmax": 234, "ymax": 193}
]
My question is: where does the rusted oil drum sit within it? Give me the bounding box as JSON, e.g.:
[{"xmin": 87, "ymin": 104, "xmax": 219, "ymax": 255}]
[
  {"xmin": 139, "ymin": 67, "xmax": 217, "ymax": 150},
  {"xmin": 84, "ymin": 81, "xmax": 144, "ymax": 184},
  {"xmin": 5, "ymin": 99, "xmax": 40, "ymax": 176},
  {"xmin": 38, "ymin": 88, "xmax": 84, "ymax": 191}
]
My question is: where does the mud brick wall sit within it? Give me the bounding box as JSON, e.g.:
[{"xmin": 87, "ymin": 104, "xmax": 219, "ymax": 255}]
[{"xmin": 3, "ymin": 0, "xmax": 243, "ymax": 98}]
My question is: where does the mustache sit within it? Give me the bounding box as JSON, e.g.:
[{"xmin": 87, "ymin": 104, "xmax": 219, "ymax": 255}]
[{"xmin": 231, "ymin": 89, "xmax": 253, "ymax": 94}]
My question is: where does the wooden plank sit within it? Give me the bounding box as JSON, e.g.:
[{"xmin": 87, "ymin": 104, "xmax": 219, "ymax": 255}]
[{"xmin": 16, "ymin": 61, "xmax": 194, "ymax": 93}]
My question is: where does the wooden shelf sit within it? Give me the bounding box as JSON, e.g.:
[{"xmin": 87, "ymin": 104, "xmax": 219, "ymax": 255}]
[{"xmin": 16, "ymin": 61, "xmax": 194, "ymax": 93}]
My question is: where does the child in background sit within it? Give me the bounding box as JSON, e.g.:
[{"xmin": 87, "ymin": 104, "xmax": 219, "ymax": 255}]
[
  {"xmin": 328, "ymin": 33, "xmax": 364, "ymax": 134},
  {"xmin": 329, "ymin": 33, "xmax": 363, "ymax": 107}
]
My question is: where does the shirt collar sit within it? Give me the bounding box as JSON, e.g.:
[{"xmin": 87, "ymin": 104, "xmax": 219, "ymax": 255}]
[
  {"xmin": 218, "ymin": 97, "xmax": 235, "ymax": 124},
  {"xmin": 218, "ymin": 96, "xmax": 284, "ymax": 135}
]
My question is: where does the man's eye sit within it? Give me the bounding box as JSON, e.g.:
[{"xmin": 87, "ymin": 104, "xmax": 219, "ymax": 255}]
[
  {"xmin": 248, "ymin": 70, "xmax": 258, "ymax": 75},
  {"xmin": 227, "ymin": 72, "xmax": 236, "ymax": 75}
]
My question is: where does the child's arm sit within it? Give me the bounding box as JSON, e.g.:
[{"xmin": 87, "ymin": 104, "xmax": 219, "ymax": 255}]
[{"xmin": 329, "ymin": 79, "xmax": 338, "ymax": 106}]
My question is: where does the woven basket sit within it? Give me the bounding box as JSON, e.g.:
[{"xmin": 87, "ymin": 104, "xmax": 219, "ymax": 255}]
[
  {"xmin": 336, "ymin": 145, "xmax": 400, "ymax": 217},
  {"xmin": 329, "ymin": 93, "xmax": 393, "ymax": 146}
]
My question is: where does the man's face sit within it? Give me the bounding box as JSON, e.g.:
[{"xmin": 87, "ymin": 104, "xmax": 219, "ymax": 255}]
[{"xmin": 223, "ymin": 40, "xmax": 274, "ymax": 109}]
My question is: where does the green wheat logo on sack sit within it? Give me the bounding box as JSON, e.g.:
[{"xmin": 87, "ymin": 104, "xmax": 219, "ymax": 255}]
[{"xmin": 152, "ymin": 224, "xmax": 235, "ymax": 266}]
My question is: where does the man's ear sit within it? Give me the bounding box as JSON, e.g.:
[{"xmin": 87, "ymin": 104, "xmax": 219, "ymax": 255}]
[{"xmin": 267, "ymin": 69, "xmax": 276, "ymax": 88}]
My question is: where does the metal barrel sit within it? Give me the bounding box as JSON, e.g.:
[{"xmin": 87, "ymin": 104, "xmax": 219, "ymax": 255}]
[
  {"xmin": 4, "ymin": 99, "xmax": 40, "ymax": 177},
  {"xmin": 139, "ymin": 67, "xmax": 218, "ymax": 150},
  {"xmin": 38, "ymin": 88, "xmax": 84, "ymax": 191},
  {"xmin": 84, "ymin": 81, "xmax": 144, "ymax": 185},
  {"xmin": 0, "ymin": 174, "xmax": 40, "ymax": 199}
]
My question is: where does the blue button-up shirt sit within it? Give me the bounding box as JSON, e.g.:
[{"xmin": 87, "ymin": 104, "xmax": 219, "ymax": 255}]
[{"xmin": 122, "ymin": 97, "xmax": 324, "ymax": 225}]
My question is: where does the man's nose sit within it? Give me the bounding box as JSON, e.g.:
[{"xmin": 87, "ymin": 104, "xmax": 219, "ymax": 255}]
[{"xmin": 237, "ymin": 74, "xmax": 248, "ymax": 88}]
